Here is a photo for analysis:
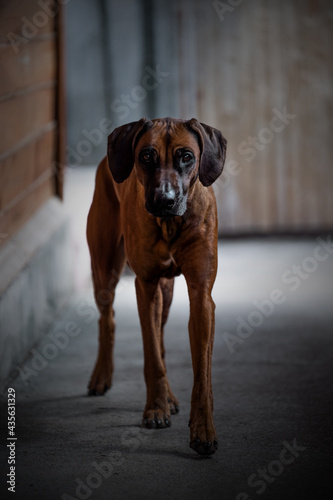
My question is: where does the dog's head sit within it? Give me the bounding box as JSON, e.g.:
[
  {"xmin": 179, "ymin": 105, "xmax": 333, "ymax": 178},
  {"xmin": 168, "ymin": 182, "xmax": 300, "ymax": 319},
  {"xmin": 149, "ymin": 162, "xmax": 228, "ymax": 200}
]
[{"xmin": 107, "ymin": 117, "xmax": 227, "ymax": 218}]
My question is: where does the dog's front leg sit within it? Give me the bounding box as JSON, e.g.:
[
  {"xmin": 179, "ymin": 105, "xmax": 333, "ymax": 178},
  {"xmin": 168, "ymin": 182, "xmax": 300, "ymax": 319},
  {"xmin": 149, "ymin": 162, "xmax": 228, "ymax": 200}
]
[
  {"xmin": 185, "ymin": 278, "xmax": 218, "ymax": 456},
  {"xmin": 135, "ymin": 277, "xmax": 171, "ymax": 429}
]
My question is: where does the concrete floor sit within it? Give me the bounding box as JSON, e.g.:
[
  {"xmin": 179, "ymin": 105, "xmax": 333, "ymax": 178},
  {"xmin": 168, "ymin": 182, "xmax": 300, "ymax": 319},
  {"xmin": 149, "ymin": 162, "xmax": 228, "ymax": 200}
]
[{"xmin": 1, "ymin": 167, "xmax": 333, "ymax": 499}]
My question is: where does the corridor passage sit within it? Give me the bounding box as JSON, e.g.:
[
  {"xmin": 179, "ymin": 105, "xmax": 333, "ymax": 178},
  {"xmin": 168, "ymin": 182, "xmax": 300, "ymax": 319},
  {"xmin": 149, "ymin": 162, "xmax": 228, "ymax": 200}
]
[{"xmin": 2, "ymin": 231, "xmax": 333, "ymax": 500}]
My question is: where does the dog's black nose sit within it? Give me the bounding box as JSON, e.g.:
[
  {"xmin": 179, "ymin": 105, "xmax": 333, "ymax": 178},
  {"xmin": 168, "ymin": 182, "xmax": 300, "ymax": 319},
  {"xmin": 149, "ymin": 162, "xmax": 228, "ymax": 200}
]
[{"xmin": 154, "ymin": 185, "xmax": 176, "ymax": 212}]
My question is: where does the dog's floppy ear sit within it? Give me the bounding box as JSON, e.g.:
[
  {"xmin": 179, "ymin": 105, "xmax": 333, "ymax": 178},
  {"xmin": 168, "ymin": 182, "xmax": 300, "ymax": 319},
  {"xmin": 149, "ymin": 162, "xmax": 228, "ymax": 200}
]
[
  {"xmin": 107, "ymin": 118, "xmax": 150, "ymax": 183},
  {"xmin": 187, "ymin": 119, "xmax": 227, "ymax": 187}
]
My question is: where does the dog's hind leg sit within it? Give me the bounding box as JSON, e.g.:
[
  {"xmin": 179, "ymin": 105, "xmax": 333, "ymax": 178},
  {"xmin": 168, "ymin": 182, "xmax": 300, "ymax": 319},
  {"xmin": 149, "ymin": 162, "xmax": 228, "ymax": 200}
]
[{"xmin": 159, "ymin": 278, "xmax": 179, "ymax": 415}]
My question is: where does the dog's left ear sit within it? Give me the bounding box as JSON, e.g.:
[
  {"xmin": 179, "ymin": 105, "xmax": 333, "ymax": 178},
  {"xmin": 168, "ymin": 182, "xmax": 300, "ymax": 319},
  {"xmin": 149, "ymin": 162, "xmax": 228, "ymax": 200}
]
[
  {"xmin": 107, "ymin": 118, "xmax": 151, "ymax": 183},
  {"xmin": 187, "ymin": 119, "xmax": 227, "ymax": 187}
]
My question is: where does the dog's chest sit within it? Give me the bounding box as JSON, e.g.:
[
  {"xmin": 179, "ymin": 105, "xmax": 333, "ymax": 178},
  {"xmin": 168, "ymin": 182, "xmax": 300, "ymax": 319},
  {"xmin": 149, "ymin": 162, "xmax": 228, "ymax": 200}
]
[
  {"xmin": 158, "ymin": 217, "xmax": 183, "ymax": 243},
  {"xmin": 148, "ymin": 218, "xmax": 183, "ymax": 278}
]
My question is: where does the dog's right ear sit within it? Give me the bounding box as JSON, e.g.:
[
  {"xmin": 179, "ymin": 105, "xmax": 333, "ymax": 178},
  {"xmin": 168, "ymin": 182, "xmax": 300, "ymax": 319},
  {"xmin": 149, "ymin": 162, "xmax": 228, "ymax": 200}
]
[{"xmin": 107, "ymin": 118, "xmax": 150, "ymax": 183}]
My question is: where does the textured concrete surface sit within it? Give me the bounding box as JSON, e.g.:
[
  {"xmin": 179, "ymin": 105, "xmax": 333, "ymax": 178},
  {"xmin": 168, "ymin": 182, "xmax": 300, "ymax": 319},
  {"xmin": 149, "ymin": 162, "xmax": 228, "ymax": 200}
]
[
  {"xmin": 1, "ymin": 236, "xmax": 333, "ymax": 500},
  {"xmin": 0, "ymin": 198, "xmax": 73, "ymax": 388}
]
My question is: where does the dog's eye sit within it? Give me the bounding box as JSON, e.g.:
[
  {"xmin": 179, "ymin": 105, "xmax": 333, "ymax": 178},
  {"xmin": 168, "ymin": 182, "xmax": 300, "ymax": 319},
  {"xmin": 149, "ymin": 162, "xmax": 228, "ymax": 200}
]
[
  {"xmin": 140, "ymin": 150, "xmax": 156, "ymax": 164},
  {"xmin": 175, "ymin": 149, "xmax": 193, "ymax": 164},
  {"xmin": 142, "ymin": 153, "xmax": 151, "ymax": 162},
  {"xmin": 182, "ymin": 153, "xmax": 192, "ymax": 163}
]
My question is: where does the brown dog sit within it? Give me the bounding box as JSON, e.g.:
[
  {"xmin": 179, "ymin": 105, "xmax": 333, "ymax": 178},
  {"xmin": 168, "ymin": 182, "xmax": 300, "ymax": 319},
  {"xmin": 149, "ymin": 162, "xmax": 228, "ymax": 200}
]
[{"xmin": 86, "ymin": 117, "xmax": 227, "ymax": 455}]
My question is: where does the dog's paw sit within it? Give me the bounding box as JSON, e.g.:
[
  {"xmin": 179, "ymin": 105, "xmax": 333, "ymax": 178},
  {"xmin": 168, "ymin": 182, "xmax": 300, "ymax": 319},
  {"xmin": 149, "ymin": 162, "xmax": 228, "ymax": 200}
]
[
  {"xmin": 88, "ymin": 365, "xmax": 112, "ymax": 396},
  {"xmin": 88, "ymin": 386, "xmax": 108, "ymax": 396},
  {"xmin": 142, "ymin": 408, "xmax": 171, "ymax": 429},
  {"xmin": 190, "ymin": 437, "xmax": 218, "ymax": 456},
  {"xmin": 189, "ymin": 415, "xmax": 218, "ymax": 456},
  {"xmin": 168, "ymin": 396, "xmax": 179, "ymax": 415}
]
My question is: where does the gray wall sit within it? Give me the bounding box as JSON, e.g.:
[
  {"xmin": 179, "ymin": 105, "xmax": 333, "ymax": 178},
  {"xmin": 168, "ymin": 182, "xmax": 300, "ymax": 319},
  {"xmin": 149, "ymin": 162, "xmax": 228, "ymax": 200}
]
[
  {"xmin": 65, "ymin": 0, "xmax": 181, "ymax": 166},
  {"xmin": 64, "ymin": 0, "xmax": 333, "ymax": 233}
]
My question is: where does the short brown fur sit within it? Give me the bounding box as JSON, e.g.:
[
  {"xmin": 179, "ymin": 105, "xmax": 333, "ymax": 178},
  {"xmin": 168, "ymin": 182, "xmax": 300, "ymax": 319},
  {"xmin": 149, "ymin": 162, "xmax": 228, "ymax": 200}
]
[{"xmin": 87, "ymin": 117, "xmax": 227, "ymax": 455}]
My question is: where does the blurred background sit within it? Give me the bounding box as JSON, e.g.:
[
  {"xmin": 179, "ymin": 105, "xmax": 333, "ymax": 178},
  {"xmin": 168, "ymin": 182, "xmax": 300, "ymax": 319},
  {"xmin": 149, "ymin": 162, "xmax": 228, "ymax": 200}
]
[
  {"xmin": 1, "ymin": 0, "xmax": 333, "ymax": 390},
  {"xmin": 1, "ymin": 2, "xmax": 333, "ymax": 498},
  {"xmin": 65, "ymin": 0, "xmax": 333, "ymax": 234},
  {"xmin": 1, "ymin": 0, "xmax": 332, "ymax": 238},
  {"xmin": 0, "ymin": 0, "xmax": 333, "ymax": 399}
]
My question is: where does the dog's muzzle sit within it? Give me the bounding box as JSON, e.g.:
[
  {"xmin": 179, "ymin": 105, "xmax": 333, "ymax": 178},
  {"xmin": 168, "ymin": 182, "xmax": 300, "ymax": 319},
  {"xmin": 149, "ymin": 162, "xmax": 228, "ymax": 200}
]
[{"xmin": 146, "ymin": 181, "xmax": 186, "ymax": 218}]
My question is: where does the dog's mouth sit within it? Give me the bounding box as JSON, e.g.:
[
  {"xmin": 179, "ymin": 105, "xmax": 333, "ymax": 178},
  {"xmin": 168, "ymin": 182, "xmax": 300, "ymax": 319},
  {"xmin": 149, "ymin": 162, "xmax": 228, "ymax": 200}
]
[
  {"xmin": 145, "ymin": 206, "xmax": 184, "ymax": 219},
  {"xmin": 145, "ymin": 198, "xmax": 187, "ymax": 219}
]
